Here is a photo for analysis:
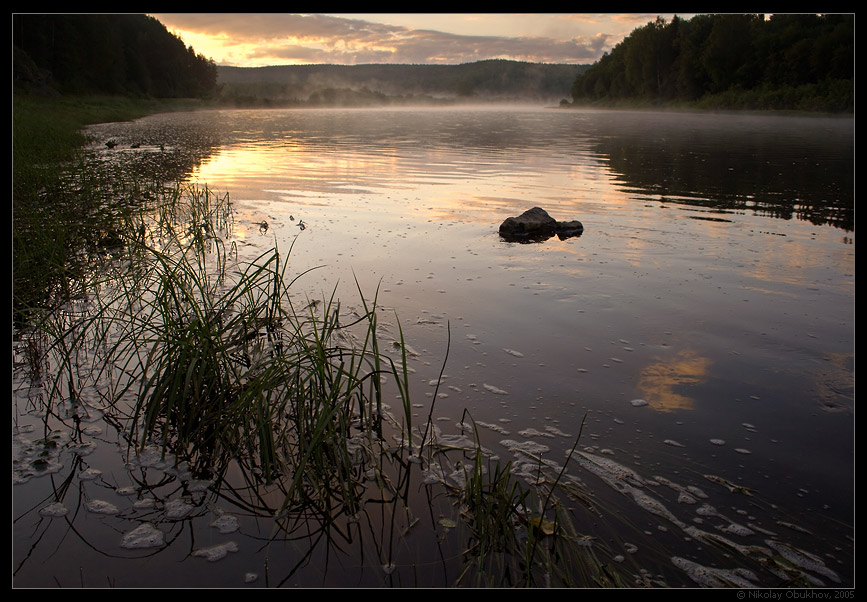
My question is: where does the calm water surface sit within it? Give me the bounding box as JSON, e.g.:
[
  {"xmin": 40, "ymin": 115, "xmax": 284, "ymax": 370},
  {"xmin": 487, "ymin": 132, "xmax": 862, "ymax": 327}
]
[{"xmin": 14, "ymin": 106, "xmax": 854, "ymax": 587}]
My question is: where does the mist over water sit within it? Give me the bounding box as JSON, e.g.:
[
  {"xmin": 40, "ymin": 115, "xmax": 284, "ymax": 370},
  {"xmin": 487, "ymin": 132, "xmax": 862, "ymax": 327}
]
[{"xmin": 15, "ymin": 106, "xmax": 853, "ymax": 587}]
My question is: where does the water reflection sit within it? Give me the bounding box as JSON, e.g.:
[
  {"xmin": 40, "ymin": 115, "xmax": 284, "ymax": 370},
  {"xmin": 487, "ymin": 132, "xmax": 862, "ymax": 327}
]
[
  {"xmin": 87, "ymin": 108, "xmax": 854, "ymax": 234},
  {"xmin": 637, "ymin": 349, "xmax": 712, "ymax": 412},
  {"xmin": 584, "ymin": 111, "xmax": 854, "ymax": 230}
]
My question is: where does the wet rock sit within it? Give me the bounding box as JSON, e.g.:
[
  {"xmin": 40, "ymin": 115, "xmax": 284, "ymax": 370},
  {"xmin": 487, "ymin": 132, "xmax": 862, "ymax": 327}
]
[{"xmin": 498, "ymin": 207, "xmax": 583, "ymax": 242}]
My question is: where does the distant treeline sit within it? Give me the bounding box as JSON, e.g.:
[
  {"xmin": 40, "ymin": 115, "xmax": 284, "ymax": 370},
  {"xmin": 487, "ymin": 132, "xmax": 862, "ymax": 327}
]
[
  {"xmin": 13, "ymin": 14, "xmax": 218, "ymax": 99},
  {"xmin": 571, "ymin": 14, "xmax": 854, "ymax": 112},
  {"xmin": 217, "ymin": 60, "xmax": 588, "ymax": 106}
]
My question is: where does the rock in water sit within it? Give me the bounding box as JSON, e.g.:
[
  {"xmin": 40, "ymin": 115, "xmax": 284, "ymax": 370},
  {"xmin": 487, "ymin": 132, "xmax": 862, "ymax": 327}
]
[
  {"xmin": 498, "ymin": 207, "xmax": 583, "ymax": 242},
  {"xmin": 500, "ymin": 207, "xmax": 556, "ymax": 234}
]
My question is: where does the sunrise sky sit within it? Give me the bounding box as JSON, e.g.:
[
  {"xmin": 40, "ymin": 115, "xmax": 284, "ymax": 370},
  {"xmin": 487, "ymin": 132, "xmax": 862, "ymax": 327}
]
[{"xmin": 151, "ymin": 13, "xmax": 692, "ymax": 68}]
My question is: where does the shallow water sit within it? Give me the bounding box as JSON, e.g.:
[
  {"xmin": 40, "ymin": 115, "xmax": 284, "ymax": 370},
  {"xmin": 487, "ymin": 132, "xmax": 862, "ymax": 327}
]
[{"xmin": 14, "ymin": 106, "xmax": 854, "ymax": 587}]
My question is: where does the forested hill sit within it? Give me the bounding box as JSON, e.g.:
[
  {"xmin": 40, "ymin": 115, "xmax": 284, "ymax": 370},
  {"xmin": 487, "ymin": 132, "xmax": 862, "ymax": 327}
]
[
  {"xmin": 13, "ymin": 14, "xmax": 218, "ymax": 98},
  {"xmin": 570, "ymin": 14, "xmax": 853, "ymax": 112},
  {"xmin": 217, "ymin": 60, "xmax": 588, "ymax": 106}
]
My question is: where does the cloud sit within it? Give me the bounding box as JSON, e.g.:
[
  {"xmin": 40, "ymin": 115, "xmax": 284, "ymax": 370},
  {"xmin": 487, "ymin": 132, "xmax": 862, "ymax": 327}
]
[{"xmin": 152, "ymin": 13, "xmax": 631, "ymax": 66}]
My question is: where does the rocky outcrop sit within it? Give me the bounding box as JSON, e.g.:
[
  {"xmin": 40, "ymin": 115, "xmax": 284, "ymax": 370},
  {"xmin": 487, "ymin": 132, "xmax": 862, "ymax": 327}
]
[{"xmin": 498, "ymin": 207, "xmax": 584, "ymax": 242}]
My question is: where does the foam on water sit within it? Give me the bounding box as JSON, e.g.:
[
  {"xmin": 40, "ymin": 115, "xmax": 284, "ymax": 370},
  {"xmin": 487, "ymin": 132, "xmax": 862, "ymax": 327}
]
[
  {"xmin": 12, "ymin": 429, "xmax": 69, "ymax": 484},
  {"xmin": 654, "ymin": 476, "xmax": 699, "ymax": 504},
  {"xmin": 85, "ymin": 500, "xmax": 119, "ymax": 515},
  {"xmin": 165, "ymin": 499, "xmax": 194, "ymax": 519},
  {"xmin": 79, "ymin": 468, "xmax": 102, "ymax": 480},
  {"xmin": 573, "ymin": 451, "xmax": 647, "ymax": 488},
  {"xmin": 544, "ymin": 426, "xmax": 571, "ymax": 437},
  {"xmin": 210, "ymin": 514, "xmax": 240, "ymax": 534},
  {"xmin": 672, "ymin": 556, "xmax": 759, "ymax": 588},
  {"xmin": 499, "ymin": 439, "xmax": 550, "ymax": 457},
  {"xmin": 39, "ymin": 502, "xmax": 69, "ymax": 517},
  {"xmin": 765, "ymin": 540, "xmax": 841, "ymax": 584},
  {"xmin": 624, "ymin": 484, "xmax": 686, "ymax": 528},
  {"xmin": 121, "ymin": 523, "xmax": 166, "ymax": 549},
  {"xmin": 517, "ymin": 428, "xmax": 554, "ymax": 438},
  {"xmin": 477, "ymin": 421, "xmax": 510, "ymax": 435},
  {"xmin": 192, "ymin": 541, "xmax": 239, "ymax": 562},
  {"xmin": 723, "ymin": 522, "xmax": 755, "ymax": 536}
]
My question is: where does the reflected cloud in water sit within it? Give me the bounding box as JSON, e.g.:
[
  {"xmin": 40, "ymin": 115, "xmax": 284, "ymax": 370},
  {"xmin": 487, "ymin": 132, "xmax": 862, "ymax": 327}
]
[{"xmin": 637, "ymin": 349, "xmax": 712, "ymax": 412}]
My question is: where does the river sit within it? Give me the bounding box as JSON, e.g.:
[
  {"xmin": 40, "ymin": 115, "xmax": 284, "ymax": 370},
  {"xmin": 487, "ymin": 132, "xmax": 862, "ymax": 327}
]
[{"xmin": 13, "ymin": 106, "xmax": 854, "ymax": 588}]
